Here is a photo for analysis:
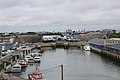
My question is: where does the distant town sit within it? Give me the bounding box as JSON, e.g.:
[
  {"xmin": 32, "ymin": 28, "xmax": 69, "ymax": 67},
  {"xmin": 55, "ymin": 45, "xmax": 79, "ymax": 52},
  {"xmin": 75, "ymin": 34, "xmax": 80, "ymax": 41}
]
[{"xmin": 1, "ymin": 28, "xmax": 120, "ymax": 80}]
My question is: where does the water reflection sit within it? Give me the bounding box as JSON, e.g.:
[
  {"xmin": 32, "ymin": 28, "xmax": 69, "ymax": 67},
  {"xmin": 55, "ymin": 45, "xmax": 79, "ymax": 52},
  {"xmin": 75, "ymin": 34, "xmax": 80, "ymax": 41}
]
[{"xmin": 101, "ymin": 56, "xmax": 120, "ymax": 76}]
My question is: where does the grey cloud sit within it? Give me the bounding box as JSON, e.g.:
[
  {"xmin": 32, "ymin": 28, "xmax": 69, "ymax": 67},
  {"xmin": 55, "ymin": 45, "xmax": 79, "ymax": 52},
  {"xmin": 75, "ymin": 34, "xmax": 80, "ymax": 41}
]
[{"xmin": 0, "ymin": 0, "xmax": 120, "ymax": 32}]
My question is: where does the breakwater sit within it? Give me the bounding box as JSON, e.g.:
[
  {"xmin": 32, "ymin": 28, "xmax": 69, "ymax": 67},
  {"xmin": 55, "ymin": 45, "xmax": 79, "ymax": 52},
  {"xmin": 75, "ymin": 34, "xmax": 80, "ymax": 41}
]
[{"xmin": 90, "ymin": 46, "xmax": 120, "ymax": 61}]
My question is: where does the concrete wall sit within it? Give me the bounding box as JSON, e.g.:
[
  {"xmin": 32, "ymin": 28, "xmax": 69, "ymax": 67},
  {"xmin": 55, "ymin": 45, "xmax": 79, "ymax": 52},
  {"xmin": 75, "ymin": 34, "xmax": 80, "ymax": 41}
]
[{"xmin": 91, "ymin": 46, "xmax": 120, "ymax": 61}]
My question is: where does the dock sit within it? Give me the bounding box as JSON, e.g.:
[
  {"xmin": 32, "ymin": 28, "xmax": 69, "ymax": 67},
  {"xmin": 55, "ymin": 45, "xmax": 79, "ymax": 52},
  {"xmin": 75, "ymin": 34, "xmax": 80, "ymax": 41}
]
[
  {"xmin": 89, "ymin": 39, "xmax": 120, "ymax": 61},
  {"xmin": 0, "ymin": 72, "xmax": 26, "ymax": 80},
  {"xmin": 39, "ymin": 41, "xmax": 85, "ymax": 49}
]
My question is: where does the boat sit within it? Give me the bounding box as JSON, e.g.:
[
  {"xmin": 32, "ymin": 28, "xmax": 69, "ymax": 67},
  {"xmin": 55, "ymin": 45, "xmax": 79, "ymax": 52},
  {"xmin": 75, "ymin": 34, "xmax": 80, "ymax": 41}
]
[
  {"xmin": 30, "ymin": 52, "xmax": 38, "ymax": 57},
  {"xmin": 28, "ymin": 57, "xmax": 34, "ymax": 63},
  {"xmin": 28, "ymin": 67, "xmax": 43, "ymax": 80},
  {"xmin": 25, "ymin": 55, "xmax": 32, "ymax": 62},
  {"xmin": 34, "ymin": 56, "xmax": 41, "ymax": 63},
  {"xmin": 39, "ymin": 49, "xmax": 44, "ymax": 54},
  {"xmin": 84, "ymin": 45, "xmax": 91, "ymax": 51},
  {"xmin": 11, "ymin": 63, "xmax": 21, "ymax": 73},
  {"xmin": 18, "ymin": 59, "xmax": 27, "ymax": 68}
]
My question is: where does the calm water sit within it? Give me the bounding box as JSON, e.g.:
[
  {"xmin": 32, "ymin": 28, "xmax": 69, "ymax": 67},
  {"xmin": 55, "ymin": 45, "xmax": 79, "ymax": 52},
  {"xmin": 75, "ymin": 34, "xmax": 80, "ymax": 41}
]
[{"xmin": 21, "ymin": 48, "xmax": 120, "ymax": 80}]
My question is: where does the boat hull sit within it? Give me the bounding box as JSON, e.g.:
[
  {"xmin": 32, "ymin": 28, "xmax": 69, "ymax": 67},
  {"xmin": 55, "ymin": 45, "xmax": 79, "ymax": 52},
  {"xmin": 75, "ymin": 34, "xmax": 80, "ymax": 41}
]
[
  {"xmin": 20, "ymin": 64, "xmax": 27, "ymax": 68},
  {"xmin": 34, "ymin": 60, "xmax": 41, "ymax": 63},
  {"xmin": 28, "ymin": 73, "xmax": 42, "ymax": 80},
  {"xmin": 11, "ymin": 70, "xmax": 21, "ymax": 73},
  {"xmin": 28, "ymin": 60, "xmax": 34, "ymax": 63},
  {"xmin": 84, "ymin": 45, "xmax": 91, "ymax": 51}
]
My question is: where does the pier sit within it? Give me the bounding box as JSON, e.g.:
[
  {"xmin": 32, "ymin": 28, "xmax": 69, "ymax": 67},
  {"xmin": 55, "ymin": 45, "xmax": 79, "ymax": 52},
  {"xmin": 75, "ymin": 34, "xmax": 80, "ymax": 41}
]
[{"xmin": 89, "ymin": 39, "xmax": 120, "ymax": 61}]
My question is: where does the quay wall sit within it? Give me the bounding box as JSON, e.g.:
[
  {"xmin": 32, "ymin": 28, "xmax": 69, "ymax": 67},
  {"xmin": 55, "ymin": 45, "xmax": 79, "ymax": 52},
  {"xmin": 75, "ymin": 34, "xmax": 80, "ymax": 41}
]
[
  {"xmin": 91, "ymin": 46, "xmax": 120, "ymax": 61},
  {"xmin": 39, "ymin": 41, "xmax": 86, "ymax": 49}
]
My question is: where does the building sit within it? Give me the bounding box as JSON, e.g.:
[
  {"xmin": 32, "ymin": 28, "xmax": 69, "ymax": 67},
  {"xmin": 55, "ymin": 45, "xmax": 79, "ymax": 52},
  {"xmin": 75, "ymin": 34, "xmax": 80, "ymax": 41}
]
[
  {"xmin": 0, "ymin": 36, "xmax": 15, "ymax": 51},
  {"xmin": 88, "ymin": 38, "xmax": 120, "ymax": 46},
  {"xmin": 65, "ymin": 29, "xmax": 80, "ymax": 42},
  {"xmin": 0, "ymin": 36, "xmax": 15, "ymax": 44},
  {"xmin": 88, "ymin": 38, "xmax": 120, "ymax": 54}
]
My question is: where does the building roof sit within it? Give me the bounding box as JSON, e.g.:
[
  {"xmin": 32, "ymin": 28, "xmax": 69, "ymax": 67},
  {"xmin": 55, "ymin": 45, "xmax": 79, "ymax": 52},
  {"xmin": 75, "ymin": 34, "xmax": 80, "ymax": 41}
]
[
  {"xmin": 108, "ymin": 44, "xmax": 120, "ymax": 50},
  {"xmin": 0, "ymin": 43, "xmax": 13, "ymax": 47},
  {"xmin": 88, "ymin": 38, "xmax": 105, "ymax": 45}
]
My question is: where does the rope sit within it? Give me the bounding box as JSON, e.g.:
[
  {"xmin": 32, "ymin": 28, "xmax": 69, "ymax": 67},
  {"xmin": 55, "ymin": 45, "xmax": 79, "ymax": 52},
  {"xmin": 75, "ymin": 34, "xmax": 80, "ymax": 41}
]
[{"xmin": 22, "ymin": 65, "xmax": 63, "ymax": 74}]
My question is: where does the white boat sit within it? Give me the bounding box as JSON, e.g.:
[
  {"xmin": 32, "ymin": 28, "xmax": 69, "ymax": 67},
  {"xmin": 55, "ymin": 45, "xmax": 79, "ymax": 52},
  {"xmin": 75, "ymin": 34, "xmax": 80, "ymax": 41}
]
[
  {"xmin": 84, "ymin": 45, "xmax": 91, "ymax": 51},
  {"xmin": 25, "ymin": 55, "xmax": 32, "ymax": 62},
  {"xmin": 11, "ymin": 63, "xmax": 21, "ymax": 73},
  {"xmin": 1, "ymin": 50, "xmax": 7, "ymax": 56},
  {"xmin": 18, "ymin": 59, "xmax": 27, "ymax": 68},
  {"xmin": 34, "ymin": 56, "xmax": 41, "ymax": 63},
  {"xmin": 30, "ymin": 52, "xmax": 38, "ymax": 57}
]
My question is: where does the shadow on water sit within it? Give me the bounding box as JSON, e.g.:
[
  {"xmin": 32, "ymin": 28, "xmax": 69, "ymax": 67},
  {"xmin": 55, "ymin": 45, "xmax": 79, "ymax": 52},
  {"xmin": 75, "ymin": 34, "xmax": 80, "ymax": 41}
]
[{"xmin": 101, "ymin": 56, "xmax": 120, "ymax": 71}]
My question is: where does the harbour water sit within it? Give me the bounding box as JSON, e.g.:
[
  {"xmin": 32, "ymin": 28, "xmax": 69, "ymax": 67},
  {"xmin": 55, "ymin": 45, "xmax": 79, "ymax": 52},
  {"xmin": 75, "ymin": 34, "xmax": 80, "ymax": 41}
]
[{"xmin": 20, "ymin": 48, "xmax": 120, "ymax": 80}]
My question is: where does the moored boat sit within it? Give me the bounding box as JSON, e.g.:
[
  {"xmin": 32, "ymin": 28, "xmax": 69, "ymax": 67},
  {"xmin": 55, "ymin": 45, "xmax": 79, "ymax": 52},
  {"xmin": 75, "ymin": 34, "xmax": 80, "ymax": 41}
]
[
  {"xmin": 28, "ymin": 67, "xmax": 43, "ymax": 80},
  {"xmin": 28, "ymin": 73, "xmax": 43, "ymax": 80},
  {"xmin": 34, "ymin": 56, "xmax": 41, "ymax": 63},
  {"xmin": 28, "ymin": 57, "xmax": 34, "ymax": 63},
  {"xmin": 30, "ymin": 52, "xmax": 38, "ymax": 57},
  {"xmin": 84, "ymin": 45, "xmax": 91, "ymax": 51},
  {"xmin": 18, "ymin": 59, "xmax": 27, "ymax": 68},
  {"xmin": 11, "ymin": 63, "xmax": 21, "ymax": 73},
  {"xmin": 25, "ymin": 55, "xmax": 32, "ymax": 62}
]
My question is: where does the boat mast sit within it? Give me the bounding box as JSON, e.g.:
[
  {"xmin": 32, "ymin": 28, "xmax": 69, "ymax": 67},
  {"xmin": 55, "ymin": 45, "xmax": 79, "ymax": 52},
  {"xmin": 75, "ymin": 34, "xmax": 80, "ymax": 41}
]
[{"xmin": 60, "ymin": 64, "xmax": 63, "ymax": 80}]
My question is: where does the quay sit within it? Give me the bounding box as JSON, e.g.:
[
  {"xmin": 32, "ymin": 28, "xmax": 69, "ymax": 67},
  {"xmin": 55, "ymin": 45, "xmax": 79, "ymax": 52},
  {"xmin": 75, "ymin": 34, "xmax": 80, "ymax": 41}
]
[
  {"xmin": 89, "ymin": 38, "xmax": 120, "ymax": 61},
  {"xmin": 39, "ymin": 41, "xmax": 86, "ymax": 49},
  {"xmin": 0, "ymin": 47, "xmax": 35, "ymax": 80},
  {"xmin": 0, "ymin": 72, "xmax": 25, "ymax": 80}
]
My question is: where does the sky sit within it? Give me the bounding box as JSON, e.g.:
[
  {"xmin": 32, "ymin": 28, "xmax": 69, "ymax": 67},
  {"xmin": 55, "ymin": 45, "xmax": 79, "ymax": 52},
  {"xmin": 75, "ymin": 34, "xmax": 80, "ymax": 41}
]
[{"xmin": 0, "ymin": 0, "xmax": 120, "ymax": 32}]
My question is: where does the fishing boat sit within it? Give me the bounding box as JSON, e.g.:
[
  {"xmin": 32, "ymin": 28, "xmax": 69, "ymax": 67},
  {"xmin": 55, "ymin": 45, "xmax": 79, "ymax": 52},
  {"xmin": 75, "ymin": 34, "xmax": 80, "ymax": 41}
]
[
  {"xmin": 25, "ymin": 55, "xmax": 32, "ymax": 62},
  {"xmin": 18, "ymin": 59, "xmax": 27, "ymax": 68},
  {"xmin": 11, "ymin": 63, "xmax": 21, "ymax": 73},
  {"xmin": 34, "ymin": 56, "xmax": 41, "ymax": 63},
  {"xmin": 28, "ymin": 57, "xmax": 34, "ymax": 63},
  {"xmin": 84, "ymin": 45, "xmax": 91, "ymax": 51},
  {"xmin": 28, "ymin": 67, "xmax": 43, "ymax": 80},
  {"xmin": 30, "ymin": 52, "xmax": 38, "ymax": 57}
]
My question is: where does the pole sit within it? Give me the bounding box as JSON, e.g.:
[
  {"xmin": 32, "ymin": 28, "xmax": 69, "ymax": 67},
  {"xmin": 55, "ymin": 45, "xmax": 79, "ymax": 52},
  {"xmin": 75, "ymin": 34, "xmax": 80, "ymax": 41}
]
[
  {"xmin": 4, "ymin": 62, "xmax": 6, "ymax": 71},
  {"xmin": 61, "ymin": 64, "xmax": 63, "ymax": 80},
  {"xmin": 10, "ymin": 59, "xmax": 13, "ymax": 66}
]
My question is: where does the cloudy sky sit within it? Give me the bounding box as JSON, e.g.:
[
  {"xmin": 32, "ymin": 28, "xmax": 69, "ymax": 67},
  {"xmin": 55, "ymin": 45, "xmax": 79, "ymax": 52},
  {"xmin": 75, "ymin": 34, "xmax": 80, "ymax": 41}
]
[{"xmin": 0, "ymin": 0, "xmax": 120, "ymax": 32}]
